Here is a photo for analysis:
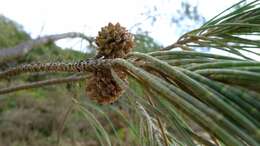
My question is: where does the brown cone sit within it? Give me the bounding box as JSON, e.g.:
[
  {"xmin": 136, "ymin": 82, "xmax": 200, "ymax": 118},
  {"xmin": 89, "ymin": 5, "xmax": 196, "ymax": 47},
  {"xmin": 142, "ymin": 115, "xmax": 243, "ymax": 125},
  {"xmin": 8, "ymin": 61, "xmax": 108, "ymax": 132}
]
[
  {"xmin": 86, "ymin": 23, "xmax": 133, "ymax": 104},
  {"xmin": 95, "ymin": 22, "xmax": 134, "ymax": 59}
]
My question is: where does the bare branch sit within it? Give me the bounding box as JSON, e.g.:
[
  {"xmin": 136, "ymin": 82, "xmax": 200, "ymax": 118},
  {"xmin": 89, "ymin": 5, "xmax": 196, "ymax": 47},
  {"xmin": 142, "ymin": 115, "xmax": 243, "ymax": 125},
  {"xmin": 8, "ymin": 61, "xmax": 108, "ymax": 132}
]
[
  {"xmin": 0, "ymin": 32, "xmax": 95, "ymax": 63},
  {"xmin": 0, "ymin": 75, "xmax": 87, "ymax": 95},
  {"xmin": 0, "ymin": 59, "xmax": 112, "ymax": 80}
]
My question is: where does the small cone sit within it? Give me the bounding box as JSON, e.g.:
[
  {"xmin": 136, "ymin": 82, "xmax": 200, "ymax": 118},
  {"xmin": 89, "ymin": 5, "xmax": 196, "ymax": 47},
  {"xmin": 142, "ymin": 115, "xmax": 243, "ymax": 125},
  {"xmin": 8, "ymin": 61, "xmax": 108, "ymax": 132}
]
[
  {"xmin": 86, "ymin": 68, "xmax": 127, "ymax": 104},
  {"xmin": 95, "ymin": 22, "xmax": 134, "ymax": 59},
  {"xmin": 86, "ymin": 23, "xmax": 133, "ymax": 104}
]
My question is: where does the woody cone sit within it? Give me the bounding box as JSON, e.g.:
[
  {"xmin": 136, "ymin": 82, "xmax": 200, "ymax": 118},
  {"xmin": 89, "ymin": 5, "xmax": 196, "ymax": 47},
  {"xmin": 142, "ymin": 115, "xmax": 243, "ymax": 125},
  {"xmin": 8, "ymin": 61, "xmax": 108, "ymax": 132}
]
[{"xmin": 86, "ymin": 23, "xmax": 134, "ymax": 104}]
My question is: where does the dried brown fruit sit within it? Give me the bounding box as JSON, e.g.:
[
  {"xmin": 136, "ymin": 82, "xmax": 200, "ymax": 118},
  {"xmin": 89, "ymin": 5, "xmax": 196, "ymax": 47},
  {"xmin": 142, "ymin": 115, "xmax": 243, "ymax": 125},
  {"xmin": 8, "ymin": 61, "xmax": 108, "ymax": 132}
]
[
  {"xmin": 95, "ymin": 22, "xmax": 134, "ymax": 59},
  {"xmin": 85, "ymin": 68, "xmax": 128, "ymax": 104},
  {"xmin": 86, "ymin": 23, "xmax": 133, "ymax": 104}
]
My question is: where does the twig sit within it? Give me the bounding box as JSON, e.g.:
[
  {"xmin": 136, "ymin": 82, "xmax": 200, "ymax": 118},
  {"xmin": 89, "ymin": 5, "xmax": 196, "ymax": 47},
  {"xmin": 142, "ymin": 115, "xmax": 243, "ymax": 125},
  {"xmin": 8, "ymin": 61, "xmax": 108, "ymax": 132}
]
[
  {"xmin": 0, "ymin": 75, "xmax": 87, "ymax": 95},
  {"xmin": 57, "ymin": 103, "xmax": 74, "ymax": 146},
  {"xmin": 162, "ymin": 36, "xmax": 198, "ymax": 51},
  {"xmin": 0, "ymin": 32, "xmax": 95, "ymax": 63}
]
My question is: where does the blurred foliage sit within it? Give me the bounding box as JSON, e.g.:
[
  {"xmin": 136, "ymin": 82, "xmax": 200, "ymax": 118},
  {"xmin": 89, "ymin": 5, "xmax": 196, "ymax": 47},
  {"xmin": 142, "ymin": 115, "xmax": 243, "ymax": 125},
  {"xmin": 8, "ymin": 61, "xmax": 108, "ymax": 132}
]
[
  {"xmin": 134, "ymin": 33, "xmax": 161, "ymax": 53},
  {"xmin": 134, "ymin": 0, "xmax": 205, "ymax": 38},
  {"xmin": 23, "ymin": 43, "xmax": 88, "ymax": 63},
  {"xmin": 171, "ymin": 0, "xmax": 205, "ymax": 27},
  {"xmin": 0, "ymin": 15, "xmax": 30, "ymax": 48}
]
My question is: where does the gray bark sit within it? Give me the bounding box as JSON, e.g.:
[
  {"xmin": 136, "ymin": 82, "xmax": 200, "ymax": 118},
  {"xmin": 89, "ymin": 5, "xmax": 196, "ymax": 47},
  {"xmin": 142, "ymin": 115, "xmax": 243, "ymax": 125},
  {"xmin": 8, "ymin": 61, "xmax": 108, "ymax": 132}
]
[{"xmin": 0, "ymin": 32, "xmax": 94, "ymax": 63}]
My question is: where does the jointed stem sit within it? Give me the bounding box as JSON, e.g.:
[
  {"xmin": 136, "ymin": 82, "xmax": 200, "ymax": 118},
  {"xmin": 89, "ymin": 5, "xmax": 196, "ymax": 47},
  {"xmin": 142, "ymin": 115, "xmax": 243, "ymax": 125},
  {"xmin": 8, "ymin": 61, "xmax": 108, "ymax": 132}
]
[{"xmin": 0, "ymin": 59, "xmax": 112, "ymax": 80}]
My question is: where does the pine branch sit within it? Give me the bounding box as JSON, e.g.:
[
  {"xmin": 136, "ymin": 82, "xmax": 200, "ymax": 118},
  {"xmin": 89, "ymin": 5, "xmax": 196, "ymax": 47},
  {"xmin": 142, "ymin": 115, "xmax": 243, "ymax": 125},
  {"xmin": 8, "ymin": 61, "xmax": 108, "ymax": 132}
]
[
  {"xmin": 0, "ymin": 75, "xmax": 87, "ymax": 95},
  {"xmin": 162, "ymin": 1, "xmax": 260, "ymax": 60}
]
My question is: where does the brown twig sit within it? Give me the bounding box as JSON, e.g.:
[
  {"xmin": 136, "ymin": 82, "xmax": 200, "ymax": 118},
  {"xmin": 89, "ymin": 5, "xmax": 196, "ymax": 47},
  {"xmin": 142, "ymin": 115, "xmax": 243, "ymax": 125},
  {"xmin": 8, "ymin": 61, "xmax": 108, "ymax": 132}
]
[
  {"xmin": 0, "ymin": 32, "xmax": 95, "ymax": 63},
  {"xmin": 57, "ymin": 102, "xmax": 74, "ymax": 146},
  {"xmin": 0, "ymin": 75, "xmax": 87, "ymax": 95},
  {"xmin": 162, "ymin": 36, "xmax": 198, "ymax": 51}
]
